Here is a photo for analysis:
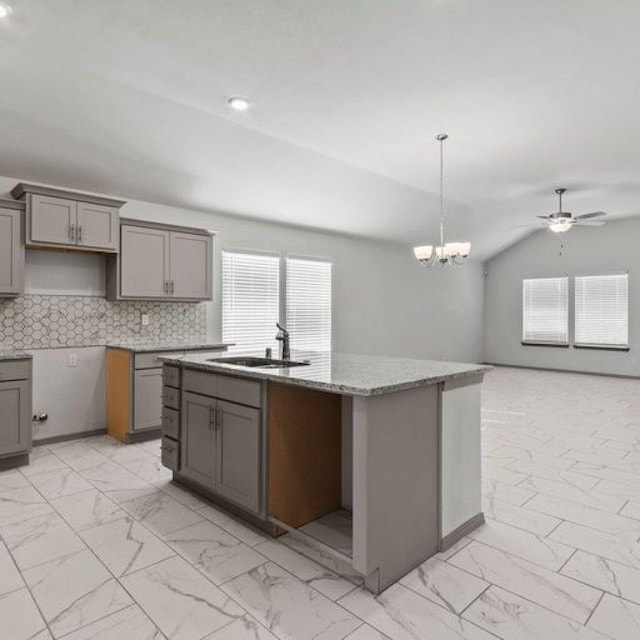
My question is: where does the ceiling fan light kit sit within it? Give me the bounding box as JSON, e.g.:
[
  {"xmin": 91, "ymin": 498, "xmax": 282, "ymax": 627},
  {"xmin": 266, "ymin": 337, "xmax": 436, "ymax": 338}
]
[
  {"xmin": 524, "ymin": 187, "xmax": 607, "ymax": 234},
  {"xmin": 413, "ymin": 134, "xmax": 471, "ymax": 267}
]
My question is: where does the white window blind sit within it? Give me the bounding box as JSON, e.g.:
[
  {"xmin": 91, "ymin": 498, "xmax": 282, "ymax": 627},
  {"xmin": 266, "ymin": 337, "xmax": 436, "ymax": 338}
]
[
  {"xmin": 575, "ymin": 274, "xmax": 628, "ymax": 347},
  {"xmin": 286, "ymin": 258, "xmax": 332, "ymax": 352},
  {"xmin": 222, "ymin": 251, "xmax": 280, "ymax": 354},
  {"xmin": 522, "ymin": 277, "xmax": 569, "ymax": 344}
]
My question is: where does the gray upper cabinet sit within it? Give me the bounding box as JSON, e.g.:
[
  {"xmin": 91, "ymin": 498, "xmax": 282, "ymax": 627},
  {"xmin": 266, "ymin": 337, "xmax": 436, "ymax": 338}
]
[
  {"xmin": 76, "ymin": 202, "xmax": 119, "ymax": 251},
  {"xmin": 0, "ymin": 201, "xmax": 25, "ymax": 297},
  {"xmin": 30, "ymin": 195, "xmax": 77, "ymax": 246},
  {"xmin": 120, "ymin": 225, "xmax": 170, "ymax": 298},
  {"xmin": 181, "ymin": 391, "xmax": 217, "ymax": 488},
  {"xmin": 11, "ymin": 183, "xmax": 125, "ymax": 253},
  {"xmin": 108, "ymin": 218, "xmax": 214, "ymax": 301},
  {"xmin": 216, "ymin": 400, "xmax": 261, "ymax": 513},
  {"xmin": 170, "ymin": 231, "xmax": 211, "ymax": 299}
]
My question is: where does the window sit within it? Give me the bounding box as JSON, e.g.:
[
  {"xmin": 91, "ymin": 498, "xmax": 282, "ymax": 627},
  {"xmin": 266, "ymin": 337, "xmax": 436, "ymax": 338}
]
[
  {"xmin": 222, "ymin": 251, "xmax": 280, "ymax": 354},
  {"xmin": 522, "ymin": 277, "xmax": 569, "ymax": 344},
  {"xmin": 286, "ymin": 257, "xmax": 332, "ymax": 352},
  {"xmin": 575, "ymin": 274, "xmax": 628, "ymax": 348}
]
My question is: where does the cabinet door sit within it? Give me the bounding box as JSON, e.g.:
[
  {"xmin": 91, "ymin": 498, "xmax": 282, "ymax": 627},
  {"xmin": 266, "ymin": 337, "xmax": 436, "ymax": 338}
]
[
  {"xmin": 76, "ymin": 202, "xmax": 119, "ymax": 251},
  {"xmin": 29, "ymin": 195, "xmax": 77, "ymax": 246},
  {"xmin": 0, "ymin": 209, "xmax": 24, "ymax": 296},
  {"xmin": 0, "ymin": 380, "xmax": 30, "ymax": 456},
  {"xmin": 120, "ymin": 225, "xmax": 170, "ymax": 298},
  {"xmin": 169, "ymin": 231, "xmax": 212, "ymax": 299},
  {"xmin": 181, "ymin": 392, "xmax": 216, "ymax": 489},
  {"xmin": 134, "ymin": 369, "xmax": 163, "ymax": 431},
  {"xmin": 216, "ymin": 400, "xmax": 261, "ymax": 513}
]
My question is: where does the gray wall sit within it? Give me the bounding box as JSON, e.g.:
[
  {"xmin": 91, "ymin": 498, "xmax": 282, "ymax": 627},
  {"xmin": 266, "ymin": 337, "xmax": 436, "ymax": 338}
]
[
  {"xmin": 484, "ymin": 217, "xmax": 640, "ymax": 376},
  {"xmin": 0, "ymin": 176, "xmax": 485, "ymax": 439}
]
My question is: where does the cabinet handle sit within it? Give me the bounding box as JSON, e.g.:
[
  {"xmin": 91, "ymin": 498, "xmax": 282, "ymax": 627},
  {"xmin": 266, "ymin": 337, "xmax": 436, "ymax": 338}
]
[
  {"xmin": 70, "ymin": 224, "xmax": 76, "ymax": 241},
  {"xmin": 170, "ymin": 281, "xmax": 175, "ymax": 295},
  {"xmin": 78, "ymin": 225, "xmax": 83, "ymax": 243},
  {"xmin": 209, "ymin": 405, "xmax": 216, "ymax": 430},
  {"xmin": 164, "ymin": 281, "xmax": 168, "ymax": 295},
  {"xmin": 216, "ymin": 406, "xmax": 222, "ymax": 430}
]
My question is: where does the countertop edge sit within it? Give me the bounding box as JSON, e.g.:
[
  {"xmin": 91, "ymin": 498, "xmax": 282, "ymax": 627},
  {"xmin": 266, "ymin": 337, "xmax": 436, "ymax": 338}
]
[
  {"xmin": 160, "ymin": 356, "xmax": 491, "ymax": 396},
  {"xmin": 106, "ymin": 343, "xmax": 233, "ymax": 353},
  {"xmin": 0, "ymin": 352, "xmax": 33, "ymax": 361}
]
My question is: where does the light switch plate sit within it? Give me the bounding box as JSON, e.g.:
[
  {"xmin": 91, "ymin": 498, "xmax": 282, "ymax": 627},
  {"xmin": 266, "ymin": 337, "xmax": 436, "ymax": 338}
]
[
  {"xmin": 141, "ymin": 313, "xmax": 150, "ymax": 326},
  {"xmin": 69, "ymin": 353, "xmax": 78, "ymax": 367}
]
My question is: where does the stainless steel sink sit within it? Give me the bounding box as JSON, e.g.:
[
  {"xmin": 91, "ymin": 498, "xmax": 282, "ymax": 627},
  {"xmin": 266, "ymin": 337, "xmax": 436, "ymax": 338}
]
[{"xmin": 207, "ymin": 356, "xmax": 310, "ymax": 368}]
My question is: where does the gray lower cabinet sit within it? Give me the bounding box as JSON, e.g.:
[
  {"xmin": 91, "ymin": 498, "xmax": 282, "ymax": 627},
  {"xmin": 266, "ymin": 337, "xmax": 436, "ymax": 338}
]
[
  {"xmin": 181, "ymin": 391, "xmax": 217, "ymax": 488},
  {"xmin": 177, "ymin": 377, "xmax": 262, "ymax": 515},
  {"xmin": 134, "ymin": 369, "xmax": 163, "ymax": 431},
  {"xmin": 0, "ymin": 202, "xmax": 25, "ymax": 297},
  {"xmin": 11, "ymin": 184, "xmax": 124, "ymax": 253},
  {"xmin": 216, "ymin": 400, "xmax": 261, "ymax": 513},
  {"xmin": 0, "ymin": 359, "xmax": 32, "ymax": 468}
]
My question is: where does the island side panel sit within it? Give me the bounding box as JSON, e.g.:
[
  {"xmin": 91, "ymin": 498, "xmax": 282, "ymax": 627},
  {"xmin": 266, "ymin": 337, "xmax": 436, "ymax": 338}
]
[
  {"xmin": 440, "ymin": 374, "xmax": 484, "ymax": 547},
  {"xmin": 268, "ymin": 382, "xmax": 342, "ymax": 528},
  {"xmin": 352, "ymin": 384, "xmax": 440, "ymax": 593}
]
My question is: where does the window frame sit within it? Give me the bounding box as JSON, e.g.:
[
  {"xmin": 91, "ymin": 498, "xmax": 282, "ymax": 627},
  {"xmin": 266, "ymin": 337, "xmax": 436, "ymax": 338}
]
[
  {"xmin": 221, "ymin": 249, "xmax": 334, "ymax": 355},
  {"xmin": 573, "ymin": 272, "xmax": 629, "ymax": 351},
  {"xmin": 521, "ymin": 276, "xmax": 570, "ymax": 347}
]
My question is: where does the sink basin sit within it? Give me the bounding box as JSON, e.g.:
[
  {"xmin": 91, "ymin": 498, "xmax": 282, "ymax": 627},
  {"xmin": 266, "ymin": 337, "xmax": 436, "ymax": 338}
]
[{"xmin": 207, "ymin": 356, "xmax": 310, "ymax": 368}]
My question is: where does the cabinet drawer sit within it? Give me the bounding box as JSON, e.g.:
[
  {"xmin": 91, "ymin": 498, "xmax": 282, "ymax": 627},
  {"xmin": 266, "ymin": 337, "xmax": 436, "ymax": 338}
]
[
  {"xmin": 217, "ymin": 376, "xmax": 261, "ymax": 408},
  {"xmin": 162, "ymin": 385, "xmax": 180, "ymax": 410},
  {"xmin": 162, "ymin": 406, "xmax": 180, "ymax": 439},
  {"xmin": 163, "ymin": 365, "xmax": 181, "ymax": 388},
  {"xmin": 135, "ymin": 351, "xmax": 183, "ymax": 370},
  {"xmin": 183, "ymin": 369, "xmax": 218, "ymax": 397},
  {"xmin": 183, "ymin": 370, "xmax": 261, "ymax": 408},
  {"xmin": 0, "ymin": 361, "xmax": 30, "ymax": 382},
  {"xmin": 161, "ymin": 436, "xmax": 179, "ymax": 471}
]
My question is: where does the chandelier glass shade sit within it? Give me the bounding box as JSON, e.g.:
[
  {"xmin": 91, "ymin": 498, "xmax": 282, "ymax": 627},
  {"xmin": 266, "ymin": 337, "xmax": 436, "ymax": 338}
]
[{"xmin": 413, "ymin": 134, "xmax": 471, "ymax": 266}]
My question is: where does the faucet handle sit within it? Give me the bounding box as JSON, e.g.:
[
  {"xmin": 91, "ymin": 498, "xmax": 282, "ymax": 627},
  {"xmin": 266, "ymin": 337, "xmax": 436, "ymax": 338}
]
[{"xmin": 275, "ymin": 321, "xmax": 289, "ymax": 336}]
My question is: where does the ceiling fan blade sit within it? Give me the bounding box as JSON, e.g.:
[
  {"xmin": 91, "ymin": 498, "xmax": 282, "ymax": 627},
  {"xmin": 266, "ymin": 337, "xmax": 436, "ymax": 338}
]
[
  {"xmin": 575, "ymin": 220, "xmax": 606, "ymax": 227},
  {"xmin": 536, "ymin": 215, "xmax": 552, "ymax": 220},
  {"xmin": 575, "ymin": 211, "xmax": 606, "ymax": 220},
  {"xmin": 513, "ymin": 223, "xmax": 546, "ymax": 228}
]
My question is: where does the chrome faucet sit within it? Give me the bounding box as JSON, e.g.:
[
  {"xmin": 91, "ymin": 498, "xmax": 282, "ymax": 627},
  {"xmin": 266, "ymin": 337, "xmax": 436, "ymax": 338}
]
[{"xmin": 275, "ymin": 322, "xmax": 290, "ymax": 360}]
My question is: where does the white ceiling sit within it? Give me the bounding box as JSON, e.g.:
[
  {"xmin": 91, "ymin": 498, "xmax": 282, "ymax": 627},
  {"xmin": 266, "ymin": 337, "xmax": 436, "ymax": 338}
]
[{"xmin": 1, "ymin": 0, "xmax": 639, "ymax": 259}]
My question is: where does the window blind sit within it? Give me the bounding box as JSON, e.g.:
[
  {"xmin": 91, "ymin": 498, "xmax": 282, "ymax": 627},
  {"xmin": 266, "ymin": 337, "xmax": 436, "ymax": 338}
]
[
  {"xmin": 286, "ymin": 257, "xmax": 332, "ymax": 352},
  {"xmin": 522, "ymin": 277, "xmax": 569, "ymax": 344},
  {"xmin": 575, "ymin": 274, "xmax": 628, "ymax": 347},
  {"xmin": 222, "ymin": 251, "xmax": 280, "ymax": 354}
]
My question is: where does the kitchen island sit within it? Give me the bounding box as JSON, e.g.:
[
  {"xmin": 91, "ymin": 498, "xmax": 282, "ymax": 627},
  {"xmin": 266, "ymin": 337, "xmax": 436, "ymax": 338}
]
[{"xmin": 160, "ymin": 351, "xmax": 489, "ymax": 593}]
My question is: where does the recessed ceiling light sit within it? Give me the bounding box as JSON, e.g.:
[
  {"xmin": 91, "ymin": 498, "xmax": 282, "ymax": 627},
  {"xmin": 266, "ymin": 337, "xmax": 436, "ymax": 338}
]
[
  {"xmin": 0, "ymin": 5, "xmax": 11, "ymax": 19},
  {"xmin": 227, "ymin": 97, "xmax": 250, "ymax": 112}
]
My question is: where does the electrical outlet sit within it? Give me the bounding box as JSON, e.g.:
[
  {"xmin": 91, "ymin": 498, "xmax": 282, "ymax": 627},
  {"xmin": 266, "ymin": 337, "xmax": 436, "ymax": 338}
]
[
  {"xmin": 69, "ymin": 353, "xmax": 78, "ymax": 367},
  {"xmin": 141, "ymin": 313, "xmax": 150, "ymax": 326}
]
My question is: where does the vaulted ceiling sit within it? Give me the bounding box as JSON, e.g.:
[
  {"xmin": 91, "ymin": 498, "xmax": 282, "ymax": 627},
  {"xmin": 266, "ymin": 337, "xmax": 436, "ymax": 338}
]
[{"xmin": 0, "ymin": 0, "xmax": 639, "ymax": 259}]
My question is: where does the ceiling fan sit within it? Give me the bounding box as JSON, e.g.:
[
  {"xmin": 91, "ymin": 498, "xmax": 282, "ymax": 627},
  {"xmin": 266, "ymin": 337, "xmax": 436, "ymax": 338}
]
[{"xmin": 520, "ymin": 188, "xmax": 607, "ymax": 233}]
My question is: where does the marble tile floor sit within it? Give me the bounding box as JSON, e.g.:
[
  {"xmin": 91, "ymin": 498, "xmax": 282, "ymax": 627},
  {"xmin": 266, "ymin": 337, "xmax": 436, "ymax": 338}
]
[{"xmin": 2, "ymin": 366, "xmax": 640, "ymax": 638}]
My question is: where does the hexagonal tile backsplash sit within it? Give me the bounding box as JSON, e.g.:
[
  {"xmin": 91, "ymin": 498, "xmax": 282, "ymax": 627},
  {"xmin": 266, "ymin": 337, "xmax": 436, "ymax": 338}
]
[{"xmin": 0, "ymin": 295, "xmax": 206, "ymax": 350}]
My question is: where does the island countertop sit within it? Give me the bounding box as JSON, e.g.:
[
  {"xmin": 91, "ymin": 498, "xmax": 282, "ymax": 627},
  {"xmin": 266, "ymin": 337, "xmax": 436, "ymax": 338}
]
[{"xmin": 159, "ymin": 351, "xmax": 490, "ymax": 396}]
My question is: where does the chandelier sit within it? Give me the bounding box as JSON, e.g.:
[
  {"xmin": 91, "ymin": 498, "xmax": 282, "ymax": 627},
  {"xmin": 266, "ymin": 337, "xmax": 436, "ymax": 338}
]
[{"xmin": 413, "ymin": 134, "xmax": 471, "ymax": 266}]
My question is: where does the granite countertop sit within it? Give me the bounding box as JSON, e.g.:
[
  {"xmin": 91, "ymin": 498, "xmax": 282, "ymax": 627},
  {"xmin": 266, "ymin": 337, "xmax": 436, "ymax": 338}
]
[
  {"xmin": 160, "ymin": 351, "xmax": 491, "ymax": 396},
  {"xmin": 106, "ymin": 341, "xmax": 233, "ymax": 353},
  {"xmin": 0, "ymin": 350, "xmax": 33, "ymax": 361}
]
